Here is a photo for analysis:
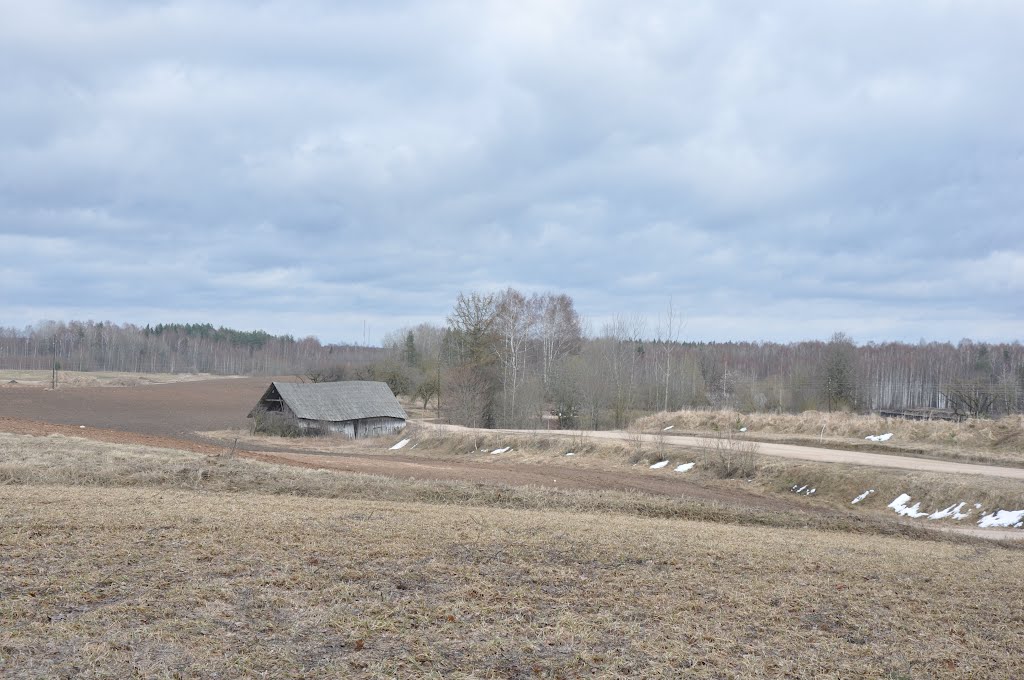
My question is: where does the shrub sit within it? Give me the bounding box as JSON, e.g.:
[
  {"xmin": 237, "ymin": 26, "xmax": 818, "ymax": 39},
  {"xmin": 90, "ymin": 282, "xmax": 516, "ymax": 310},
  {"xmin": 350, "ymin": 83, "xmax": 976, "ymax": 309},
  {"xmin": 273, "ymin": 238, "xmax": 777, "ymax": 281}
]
[
  {"xmin": 699, "ymin": 432, "xmax": 760, "ymax": 479},
  {"xmin": 250, "ymin": 410, "xmax": 302, "ymax": 437}
]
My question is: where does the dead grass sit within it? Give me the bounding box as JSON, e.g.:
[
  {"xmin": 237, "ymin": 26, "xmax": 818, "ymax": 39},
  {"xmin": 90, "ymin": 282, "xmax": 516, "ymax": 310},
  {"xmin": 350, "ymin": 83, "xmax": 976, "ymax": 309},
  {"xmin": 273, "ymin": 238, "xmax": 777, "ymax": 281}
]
[
  {"xmin": 2, "ymin": 430, "xmax": 1022, "ymax": 676},
  {"xmin": 0, "ymin": 432, "xmax": 922, "ymax": 538},
  {"xmin": 2, "ymin": 484, "xmax": 1022, "ymax": 678},
  {"xmin": 756, "ymin": 458, "xmax": 1024, "ymax": 522},
  {"xmin": 0, "ymin": 369, "xmax": 239, "ymax": 388},
  {"xmin": 328, "ymin": 426, "xmax": 1024, "ymax": 533},
  {"xmin": 637, "ymin": 409, "xmax": 1024, "ymax": 466},
  {"xmin": 696, "ymin": 432, "xmax": 761, "ymax": 479}
]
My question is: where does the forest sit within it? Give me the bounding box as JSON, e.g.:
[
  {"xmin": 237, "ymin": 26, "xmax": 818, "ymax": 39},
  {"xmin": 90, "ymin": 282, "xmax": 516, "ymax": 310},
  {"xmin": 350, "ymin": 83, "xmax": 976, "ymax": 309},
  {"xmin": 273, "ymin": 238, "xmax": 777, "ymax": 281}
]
[
  {"xmin": 3, "ymin": 294, "xmax": 1022, "ymax": 428},
  {"xmin": 0, "ymin": 321, "xmax": 381, "ymax": 377}
]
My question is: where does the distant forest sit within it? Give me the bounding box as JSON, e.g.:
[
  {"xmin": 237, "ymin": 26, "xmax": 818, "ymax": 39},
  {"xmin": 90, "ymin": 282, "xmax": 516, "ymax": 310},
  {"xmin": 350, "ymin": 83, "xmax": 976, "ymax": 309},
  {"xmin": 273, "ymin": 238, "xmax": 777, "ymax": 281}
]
[
  {"xmin": 3, "ymin": 303, "xmax": 1023, "ymax": 426},
  {"xmin": 0, "ymin": 321, "xmax": 381, "ymax": 377}
]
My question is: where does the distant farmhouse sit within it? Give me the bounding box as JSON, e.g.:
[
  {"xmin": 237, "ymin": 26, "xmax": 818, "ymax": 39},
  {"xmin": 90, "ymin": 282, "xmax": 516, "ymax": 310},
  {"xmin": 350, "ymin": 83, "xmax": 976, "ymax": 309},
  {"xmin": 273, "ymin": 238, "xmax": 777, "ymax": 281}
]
[{"xmin": 248, "ymin": 381, "xmax": 407, "ymax": 438}]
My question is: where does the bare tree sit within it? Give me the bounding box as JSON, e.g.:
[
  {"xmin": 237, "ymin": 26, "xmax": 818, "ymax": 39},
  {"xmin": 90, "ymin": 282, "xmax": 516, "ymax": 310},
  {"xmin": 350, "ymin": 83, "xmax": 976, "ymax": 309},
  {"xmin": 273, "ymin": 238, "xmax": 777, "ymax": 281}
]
[
  {"xmin": 697, "ymin": 349, "xmax": 725, "ymax": 407},
  {"xmin": 602, "ymin": 314, "xmax": 646, "ymax": 428},
  {"xmin": 821, "ymin": 332, "xmax": 857, "ymax": 412},
  {"xmin": 537, "ymin": 293, "xmax": 582, "ymax": 388},
  {"xmin": 443, "ymin": 365, "xmax": 491, "ymax": 428},
  {"xmin": 447, "ymin": 292, "xmax": 499, "ymax": 365},
  {"xmin": 494, "ymin": 289, "xmax": 541, "ymax": 427},
  {"xmin": 656, "ymin": 297, "xmax": 683, "ymax": 412}
]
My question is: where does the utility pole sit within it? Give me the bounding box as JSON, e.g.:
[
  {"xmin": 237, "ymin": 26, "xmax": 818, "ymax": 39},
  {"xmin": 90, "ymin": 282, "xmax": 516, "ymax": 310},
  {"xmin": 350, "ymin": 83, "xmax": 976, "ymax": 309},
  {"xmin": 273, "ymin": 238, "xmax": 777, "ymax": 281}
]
[{"xmin": 51, "ymin": 336, "xmax": 57, "ymax": 389}]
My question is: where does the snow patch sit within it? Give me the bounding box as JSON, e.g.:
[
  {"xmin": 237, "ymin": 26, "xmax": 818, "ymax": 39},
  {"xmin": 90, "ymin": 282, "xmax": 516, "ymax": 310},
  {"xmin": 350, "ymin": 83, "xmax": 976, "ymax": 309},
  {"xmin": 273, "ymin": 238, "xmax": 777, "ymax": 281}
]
[
  {"xmin": 389, "ymin": 439, "xmax": 411, "ymax": 450},
  {"xmin": 662, "ymin": 425, "xmax": 674, "ymax": 431},
  {"xmin": 791, "ymin": 485, "xmax": 815, "ymax": 496},
  {"xmin": 928, "ymin": 502, "xmax": 970, "ymax": 521},
  {"xmin": 565, "ymin": 452, "xmax": 575, "ymax": 456},
  {"xmin": 978, "ymin": 509, "xmax": 1024, "ymax": 528},
  {"xmin": 888, "ymin": 493, "xmax": 928, "ymax": 518},
  {"xmin": 674, "ymin": 462, "xmax": 695, "ymax": 473},
  {"xmin": 739, "ymin": 427, "xmax": 747, "ymax": 432},
  {"xmin": 491, "ymin": 447, "xmax": 511, "ymax": 455},
  {"xmin": 865, "ymin": 432, "xmax": 894, "ymax": 442},
  {"xmin": 851, "ymin": 489, "xmax": 875, "ymax": 504},
  {"xmin": 650, "ymin": 460, "xmax": 669, "ymax": 469}
]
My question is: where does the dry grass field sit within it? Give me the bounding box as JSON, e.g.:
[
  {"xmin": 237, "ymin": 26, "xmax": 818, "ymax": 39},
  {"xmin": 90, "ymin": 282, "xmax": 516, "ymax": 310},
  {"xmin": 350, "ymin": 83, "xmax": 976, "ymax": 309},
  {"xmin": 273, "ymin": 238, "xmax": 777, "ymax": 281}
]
[
  {"xmin": 202, "ymin": 424, "xmax": 1024, "ymax": 534},
  {"xmin": 637, "ymin": 409, "xmax": 1024, "ymax": 467},
  {"xmin": 0, "ymin": 369, "xmax": 238, "ymax": 388},
  {"xmin": 2, "ymin": 432, "xmax": 1023, "ymax": 678}
]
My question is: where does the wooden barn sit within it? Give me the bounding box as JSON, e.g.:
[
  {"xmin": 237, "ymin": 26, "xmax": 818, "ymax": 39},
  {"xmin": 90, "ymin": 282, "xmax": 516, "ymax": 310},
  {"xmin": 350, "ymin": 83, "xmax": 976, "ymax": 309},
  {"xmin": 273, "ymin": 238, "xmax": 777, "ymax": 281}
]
[{"xmin": 248, "ymin": 381, "xmax": 407, "ymax": 438}]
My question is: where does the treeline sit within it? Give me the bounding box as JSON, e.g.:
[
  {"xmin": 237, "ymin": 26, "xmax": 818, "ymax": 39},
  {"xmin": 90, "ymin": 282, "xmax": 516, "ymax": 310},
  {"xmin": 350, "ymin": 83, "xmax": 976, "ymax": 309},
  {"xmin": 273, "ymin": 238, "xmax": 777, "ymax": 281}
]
[
  {"xmin": 5, "ymin": 301, "xmax": 1022, "ymax": 426},
  {"xmin": 0, "ymin": 320, "xmax": 381, "ymax": 376},
  {"xmin": 372, "ymin": 290, "xmax": 1024, "ymax": 427}
]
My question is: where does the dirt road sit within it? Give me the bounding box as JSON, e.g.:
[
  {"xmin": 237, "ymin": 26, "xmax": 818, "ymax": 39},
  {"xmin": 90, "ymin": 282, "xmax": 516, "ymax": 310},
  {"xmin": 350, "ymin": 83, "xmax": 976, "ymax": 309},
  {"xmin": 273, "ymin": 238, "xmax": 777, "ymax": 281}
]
[{"xmin": 435, "ymin": 424, "xmax": 1024, "ymax": 481}]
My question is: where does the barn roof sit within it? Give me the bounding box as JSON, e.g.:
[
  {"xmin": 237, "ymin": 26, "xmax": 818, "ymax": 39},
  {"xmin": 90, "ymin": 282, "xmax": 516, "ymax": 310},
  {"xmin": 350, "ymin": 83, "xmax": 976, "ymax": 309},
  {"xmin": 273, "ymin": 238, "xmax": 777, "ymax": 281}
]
[{"xmin": 252, "ymin": 381, "xmax": 407, "ymax": 422}]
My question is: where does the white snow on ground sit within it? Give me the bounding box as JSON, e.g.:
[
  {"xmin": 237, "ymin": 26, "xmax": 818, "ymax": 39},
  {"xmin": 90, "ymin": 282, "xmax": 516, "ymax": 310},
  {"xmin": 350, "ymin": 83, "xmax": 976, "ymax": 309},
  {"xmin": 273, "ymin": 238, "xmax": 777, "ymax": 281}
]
[
  {"xmin": 865, "ymin": 433, "xmax": 894, "ymax": 442},
  {"xmin": 674, "ymin": 462, "xmax": 695, "ymax": 472},
  {"xmin": 871, "ymin": 493, "xmax": 1023, "ymax": 530},
  {"xmin": 888, "ymin": 493, "xmax": 928, "ymax": 518},
  {"xmin": 565, "ymin": 452, "xmax": 575, "ymax": 456},
  {"xmin": 795, "ymin": 485, "xmax": 807, "ymax": 493},
  {"xmin": 491, "ymin": 447, "xmax": 511, "ymax": 454},
  {"xmin": 662, "ymin": 425, "xmax": 674, "ymax": 431},
  {"xmin": 928, "ymin": 502, "xmax": 970, "ymax": 521},
  {"xmin": 739, "ymin": 427, "xmax": 747, "ymax": 432},
  {"xmin": 978, "ymin": 509, "xmax": 1024, "ymax": 528},
  {"xmin": 650, "ymin": 460, "xmax": 669, "ymax": 469},
  {"xmin": 851, "ymin": 489, "xmax": 875, "ymax": 504},
  {"xmin": 389, "ymin": 439, "xmax": 411, "ymax": 450}
]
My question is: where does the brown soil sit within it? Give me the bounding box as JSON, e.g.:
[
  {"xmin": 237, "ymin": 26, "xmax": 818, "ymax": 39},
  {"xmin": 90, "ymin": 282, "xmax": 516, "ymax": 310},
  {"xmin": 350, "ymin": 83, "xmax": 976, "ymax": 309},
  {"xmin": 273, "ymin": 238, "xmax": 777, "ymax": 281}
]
[
  {"xmin": 0, "ymin": 414, "xmax": 798, "ymax": 514},
  {"xmin": 0, "ymin": 376, "xmax": 279, "ymax": 437}
]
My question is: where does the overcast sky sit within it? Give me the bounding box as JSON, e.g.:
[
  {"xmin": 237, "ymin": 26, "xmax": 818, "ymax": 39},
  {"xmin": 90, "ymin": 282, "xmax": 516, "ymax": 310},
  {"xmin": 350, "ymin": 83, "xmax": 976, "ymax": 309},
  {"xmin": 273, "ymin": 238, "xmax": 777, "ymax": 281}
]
[{"xmin": 2, "ymin": 1, "xmax": 1022, "ymax": 345}]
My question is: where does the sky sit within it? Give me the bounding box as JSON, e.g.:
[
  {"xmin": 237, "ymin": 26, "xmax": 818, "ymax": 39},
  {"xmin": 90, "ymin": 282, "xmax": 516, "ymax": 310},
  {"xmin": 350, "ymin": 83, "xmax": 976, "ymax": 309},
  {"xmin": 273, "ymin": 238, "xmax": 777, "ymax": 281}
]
[{"xmin": 2, "ymin": 0, "xmax": 1022, "ymax": 345}]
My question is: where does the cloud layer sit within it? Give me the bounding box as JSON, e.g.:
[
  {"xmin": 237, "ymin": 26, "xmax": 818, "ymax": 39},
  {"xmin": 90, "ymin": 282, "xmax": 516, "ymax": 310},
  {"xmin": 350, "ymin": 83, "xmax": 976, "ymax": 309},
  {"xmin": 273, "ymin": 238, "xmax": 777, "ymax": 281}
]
[{"xmin": 2, "ymin": 1, "xmax": 1022, "ymax": 343}]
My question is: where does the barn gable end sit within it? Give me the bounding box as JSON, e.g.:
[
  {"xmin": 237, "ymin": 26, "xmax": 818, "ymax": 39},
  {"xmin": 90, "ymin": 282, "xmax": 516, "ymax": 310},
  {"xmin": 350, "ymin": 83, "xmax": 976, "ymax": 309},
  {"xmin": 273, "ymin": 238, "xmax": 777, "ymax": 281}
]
[{"xmin": 248, "ymin": 381, "xmax": 406, "ymax": 439}]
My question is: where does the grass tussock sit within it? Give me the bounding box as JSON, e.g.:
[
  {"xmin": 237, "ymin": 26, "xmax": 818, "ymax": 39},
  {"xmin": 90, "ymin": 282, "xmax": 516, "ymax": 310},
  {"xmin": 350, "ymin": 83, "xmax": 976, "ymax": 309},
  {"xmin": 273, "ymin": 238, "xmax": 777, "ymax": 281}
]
[
  {"xmin": 696, "ymin": 432, "xmax": 761, "ymax": 479},
  {"xmin": 2, "ymin": 484, "xmax": 1022, "ymax": 678}
]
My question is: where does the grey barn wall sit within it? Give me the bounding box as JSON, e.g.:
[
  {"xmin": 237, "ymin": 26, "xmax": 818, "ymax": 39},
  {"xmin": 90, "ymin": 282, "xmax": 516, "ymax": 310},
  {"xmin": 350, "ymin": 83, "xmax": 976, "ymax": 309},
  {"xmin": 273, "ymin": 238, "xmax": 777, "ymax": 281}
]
[{"xmin": 296, "ymin": 416, "xmax": 405, "ymax": 439}]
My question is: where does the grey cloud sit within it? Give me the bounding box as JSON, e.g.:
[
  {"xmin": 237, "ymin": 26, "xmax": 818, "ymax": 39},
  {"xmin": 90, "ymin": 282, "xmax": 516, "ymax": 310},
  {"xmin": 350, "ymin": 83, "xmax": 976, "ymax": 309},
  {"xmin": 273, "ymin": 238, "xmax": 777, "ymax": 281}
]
[{"xmin": 1, "ymin": 1, "xmax": 1022, "ymax": 343}]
